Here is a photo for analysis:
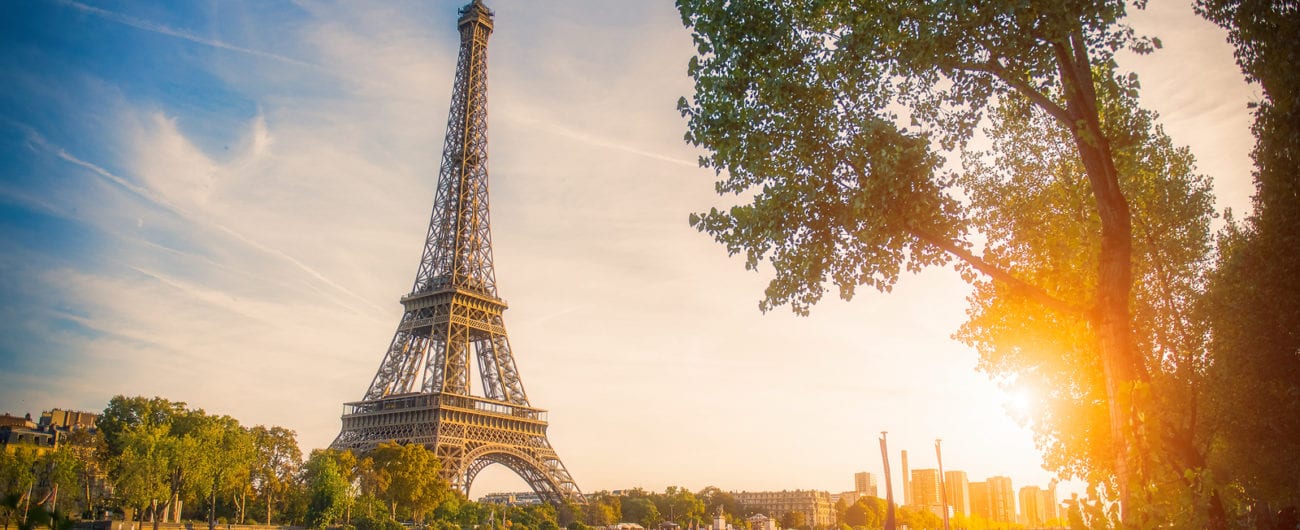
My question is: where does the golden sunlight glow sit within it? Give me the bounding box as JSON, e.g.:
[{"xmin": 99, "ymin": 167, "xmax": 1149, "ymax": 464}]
[{"xmin": 1008, "ymin": 388, "xmax": 1033, "ymax": 414}]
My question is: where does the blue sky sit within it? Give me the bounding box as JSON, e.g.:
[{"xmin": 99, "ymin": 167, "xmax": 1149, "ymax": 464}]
[{"xmin": 0, "ymin": 0, "xmax": 1260, "ymax": 501}]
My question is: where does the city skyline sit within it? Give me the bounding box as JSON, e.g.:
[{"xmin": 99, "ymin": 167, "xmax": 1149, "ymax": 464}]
[{"xmin": 0, "ymin": 0, "xmax": 1258, "ymax": 502}]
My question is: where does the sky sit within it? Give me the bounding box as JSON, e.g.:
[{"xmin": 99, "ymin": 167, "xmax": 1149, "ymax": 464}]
[{"xmin": 0, "ymin": 0, "xmax": 1259, "ymax": 502}]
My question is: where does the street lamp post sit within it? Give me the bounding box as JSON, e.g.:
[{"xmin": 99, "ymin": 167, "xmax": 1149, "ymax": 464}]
[{"xmin": 935, "ymin": 439, "xmax": 950, "ymax": 530}]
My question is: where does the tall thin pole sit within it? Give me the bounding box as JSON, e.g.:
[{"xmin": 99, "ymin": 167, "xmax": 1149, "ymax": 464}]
[
  {"xmin": 935, "ymin": 439, "xmax": 950, "ymax": 530},
  {"xmin": 879, "ymin": 432, "xmax": 896, "ymax": 530}
]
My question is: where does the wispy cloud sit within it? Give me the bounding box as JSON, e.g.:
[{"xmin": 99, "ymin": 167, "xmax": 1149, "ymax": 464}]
[
  {"xmin": 17, "ymin": 115, "xmax": 386, "ymax": 315},
  {"xmin": 55, "ymin": 0, "xmax": 322, "ymax": 71},
  {"xmin": 504, "ymin": 111, "xmax": 698, "ymax": 168}
]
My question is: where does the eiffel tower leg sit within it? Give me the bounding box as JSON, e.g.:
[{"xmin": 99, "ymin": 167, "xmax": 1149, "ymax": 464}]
[
  {"xmin": 474, "ymin": 337, "xmax": 506, "ymax": 401},
  {"xmin": 487, "ymin": 326, "xmax": 528, "ymax": 405},
  {"xmin": 422, "ymin": 338, "xmax": 449, "ymax": 394},
  {"xmin": 365, "ymin": 320, "xmax": 419, "ymax": 400},
  {"xmin": 443, "ymin": 321, "xmax": 472, "ymax": 395}
]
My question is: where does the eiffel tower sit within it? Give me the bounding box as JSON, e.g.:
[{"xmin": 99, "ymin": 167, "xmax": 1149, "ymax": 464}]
[{"xmin": 331, "ymin": 0, "xmax": 583, "ymax": 504}]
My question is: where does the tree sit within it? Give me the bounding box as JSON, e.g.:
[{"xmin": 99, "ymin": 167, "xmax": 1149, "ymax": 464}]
[
  {"xmin": 188, "ymin": 415, "xmax": 254, "ymax": 530},
  {"xmin": 369, "ymin": 442, "xmax": 447, "ymax": 523},
  {"xmin": 98, "ymin": 396, "xmax": 191, "ymax": 527},
  {"xmin": 303, "ymin": 451, "xmax": 349, "ymax": 529},
  {"xmin": 842, "ymin": 497, "xmax": 886, "ymax": 529},
  {"xmin": 1197, "ymin": 0, "xmax": 1300, "ymax": 520},
  {"xmin": 583, "ymin": 497, "xmax": 617, "ymax": 526},
  {"xmin": 778, "ymin": 511, "xmax": 805, "ymax": 530},
  {"xmin": 654, "ymin": 486, "xmax": 706, "ymax": 528},
  {"xmin": 953, "ymin": 76, "xmax": 1220, "ymax": 525},
  {"xmin": 250, "ymin": 425, "xmax": 302, "ymax": 525},
  {"xmin": 842, "ymin": 502, "xmax": 868, "ymax": 528},
  {"xmin": 676, "ymin": 0, "xmax": 1178, "ymax": 518},
  {"xmin": 1, "ymin": 447, "xmax": 38, "ymax": 530},
  {"xmin": 697, "ymin": 486, "xmax": 749, "ymax": 527},
  {"xmin": 61, "ymin": 428, "xmax": 106, "ymax": 518},
  {"xmin": 40, "ymin": 448, "xmax": 80, "ymax": 514},
  {"xmin": 895, "ymin": 506, "xmax": 938, "ymax": 530},
  {"xmin": 621, "ymin": 498, "xmax": 660, "ymax": 528},
  {"xmin": 158, "ymin": 410, "xmax": 211, "ymax": 528},
  {"xmin": 109, "ymin": 423, "xmax": 172, "ymax": 527},
  {"xmin": 97, "ymin": 397, "xmax": 185, "ymax": 459}
]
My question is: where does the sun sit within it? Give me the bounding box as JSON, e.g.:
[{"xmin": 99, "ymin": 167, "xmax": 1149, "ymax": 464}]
[{"xmin": 1004, "ymin": 387, "xmax": 1034, "ymax": 415}]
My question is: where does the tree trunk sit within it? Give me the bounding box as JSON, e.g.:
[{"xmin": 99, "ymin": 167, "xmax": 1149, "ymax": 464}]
[
  {"xmin": 151, "ymin": 499, "xmax": 162, "ymax": 530},
  {"xmin": 266, "ymin": 489, "xmax": 272, "ymax": 527},
  {"xmin": 1053, "ymin": 29, "xmax": 1150, "ymax": 522},
  {"xmin": 237, "ymin": 488, "xmax": 246, "ymax": 525},
  {"xmin": 208, "ymin": 481, "xmax": 217, "ymax": 530}
]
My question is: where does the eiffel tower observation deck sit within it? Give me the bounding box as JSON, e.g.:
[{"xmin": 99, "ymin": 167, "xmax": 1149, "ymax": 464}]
[{"xmin": 330, "ymin": 0, "xmax": 583, "ymax": 504}]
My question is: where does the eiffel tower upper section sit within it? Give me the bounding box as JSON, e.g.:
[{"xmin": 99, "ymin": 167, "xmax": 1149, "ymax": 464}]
[
  {"xmin": 360, "ymin": 0, "xmax": 527, "ymax": 405},
  {"xmin": 414, "ymin": 0, "xmax": 498, "ymax": 301}
]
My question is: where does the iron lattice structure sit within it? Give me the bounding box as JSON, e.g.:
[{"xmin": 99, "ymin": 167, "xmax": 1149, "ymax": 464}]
[{"xmin": 331, "ymin": 0, "xmax": 583, "ymax": 504}]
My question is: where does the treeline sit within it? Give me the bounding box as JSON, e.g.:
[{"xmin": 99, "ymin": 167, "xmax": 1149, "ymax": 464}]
[
  {"xmin": 1, "ymin": 396, "xmax": 304, "ymax": 530},
  {"xmin": 4, "ymin": 396, "xmax": 793, "ymax": 530},
  {"xmin": 0, "ymin": 431, "xmax": 955, "ymax": 530},
  {"xmin": 835, "ymin": 496, "xmax": 1038, "ymax": 530}
]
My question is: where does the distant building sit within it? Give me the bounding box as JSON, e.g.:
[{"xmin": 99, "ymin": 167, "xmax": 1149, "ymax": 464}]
[
  {"xmin": 969, "ymin": 481, "xmax": 991, "ymax": 520},
  {"xmin": 987, "ymin": 476, "xmax": 1016, "ymax": 524},
  {"xmin": 944, "ymin": 471, "xmax": 970, "ymax": 516},
  {"xmin": 0, "ymin": 413, "xmax": 33, "ymax": 429},
  {"xmin": 39, "ymin": 409, "xmax": 98, "ymax": 431},
  {"xmin": 832, "ymin": 491, "xmax": 860, "ymax": 508},
  {"xmin": 853, "ymin": 471, "xmax": 878, "ymax": 498},
  {"xmin": 1018, "ymin": 483, "xmax": 1060, "ymax": 528},
  {"xmin": 736, "ymin": 490, "xmax": 833, "ymax": 528},
  {"xmin": 910, "ymin": 469, "xmax": 943, "ymax": 517},
  {"xmin": 0, "ymin": 413, "xmax": 59, "ymax": 455},
  {"xmin": 1019, "ymin": 486, "xmax": 1046, "ymax": 527}
]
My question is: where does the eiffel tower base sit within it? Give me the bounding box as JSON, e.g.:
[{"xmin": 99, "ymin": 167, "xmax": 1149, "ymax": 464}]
[{"xmin": 331, "ymin": 393, "xmax": 583, "ymax": 504}]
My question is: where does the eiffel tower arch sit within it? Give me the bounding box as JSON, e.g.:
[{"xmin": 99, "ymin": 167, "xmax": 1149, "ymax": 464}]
[{"xmin": 331, "ymin": 0, "xmax": 583, "ymax": 504}]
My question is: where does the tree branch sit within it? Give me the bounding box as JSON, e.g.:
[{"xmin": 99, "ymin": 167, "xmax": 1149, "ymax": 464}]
[
  {"xmin": 837, "ymin": 153, "xmax": 1087, "ymax": 320},
  {"xmin": 977, "ymin": 59, "xmax": 1076, "ymax": 128},
  {"xmin": 960, "ymin": 36, "xmax": 1076, "ymax": 128},
  {"xmin": 906, "ymin": 225, "xmax": 1089, "ymax": 319}
]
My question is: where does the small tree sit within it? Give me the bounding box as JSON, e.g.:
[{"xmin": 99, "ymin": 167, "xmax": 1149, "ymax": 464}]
[{"xmin": 303, "ymin": 451, "xmax": 348, "ymax": 529}]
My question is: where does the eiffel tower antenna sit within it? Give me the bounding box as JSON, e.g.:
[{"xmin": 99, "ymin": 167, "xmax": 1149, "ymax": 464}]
[{"xmin": 331, "ymin": 0, "xmax": 583, "ymax": 504}]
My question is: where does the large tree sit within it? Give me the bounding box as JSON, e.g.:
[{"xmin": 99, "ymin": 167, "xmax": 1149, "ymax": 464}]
[
  {"xmin": 250, "ymin": 425, "xmax": 302, "ymax": 525},
  {"xmin": 956, "ymin": 87, "xmax": 1218, "ymax": 524},
  {"xmin": 1196, "ymin": 0, "xmax": 1300, "ymax": 519},
  {"xmin": 188, "ymin": 415, "xmax": 254, "ymax": 530},
  {"xmin": 369, "ymin": 442, "xmax": 447, "ymax": 524},
  {"xmin": 677, "ymin": 0, "xmax": 1191, "ymax": 519},
  {"xmin": 303, "ymin": 450, "xmax": 350, "ymax": 529},
  {"xmin": 621, "ymin": 497, "xmax": 661, "ymax": 528},
  {"xmin": 109, "ymin": 423, "xmax": 173, "ymax": 527},
  {"xmin": 97, "ymin": 397, "xmax": 186, "ymax": 459},
  {"xmin": 653, "ymin": 486, "xmax": 706, "ymax": 528}
]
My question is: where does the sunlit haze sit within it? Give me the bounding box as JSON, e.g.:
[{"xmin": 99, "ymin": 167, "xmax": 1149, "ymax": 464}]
[{"xmin": 0, "ymin": 0, "xmax": 1256, "ymax": 501}]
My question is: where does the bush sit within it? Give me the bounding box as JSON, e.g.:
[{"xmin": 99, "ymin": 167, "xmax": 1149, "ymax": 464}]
[{"xmin": 352, "ymin": 512, "xmax": 404, "ymax": 530}]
